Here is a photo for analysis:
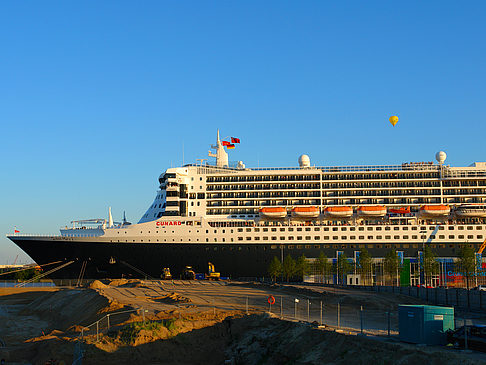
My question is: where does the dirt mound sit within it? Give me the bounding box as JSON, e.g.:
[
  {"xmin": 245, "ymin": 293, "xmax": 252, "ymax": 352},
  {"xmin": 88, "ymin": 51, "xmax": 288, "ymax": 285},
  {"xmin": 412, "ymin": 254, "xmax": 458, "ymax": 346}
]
[
  {"xmin": 107, "ymin": 279, "xmax": 130, "ymax": 287},
  {"xmin": 19, "ymin": 289, "xmax": 122, "ymax": 331},
  {"xmin": 89, "ymin": 280, "xmax": 108, "ymax": 289},
  {"xmin": 66, "ymin": 324, "xmax": 85, "ymax": 333},
  {"xmin": 150, "ymin": 292, "xmax": 191, "ymax": 304},
  {"xmin": 11, "ymin": 313, "xmax": 485, "ymax": 365}
]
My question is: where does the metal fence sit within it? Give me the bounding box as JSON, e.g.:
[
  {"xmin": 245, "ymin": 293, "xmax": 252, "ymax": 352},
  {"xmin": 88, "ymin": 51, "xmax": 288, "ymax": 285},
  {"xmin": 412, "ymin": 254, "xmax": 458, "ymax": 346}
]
[
  {"xmin": 65, "ymin": 280, "xmax": 486, "ymax": 365},
  {"xmin": 344, "ymin": 285, "xmax": 486, "ymax": 311}
]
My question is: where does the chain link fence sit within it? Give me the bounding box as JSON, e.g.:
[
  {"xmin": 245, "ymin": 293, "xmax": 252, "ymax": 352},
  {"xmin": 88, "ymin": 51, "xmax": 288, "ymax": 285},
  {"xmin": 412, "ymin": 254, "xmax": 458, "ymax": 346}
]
[{"xmin": 342, "ymin": 284, "xmax": 486, "ymax": 311}]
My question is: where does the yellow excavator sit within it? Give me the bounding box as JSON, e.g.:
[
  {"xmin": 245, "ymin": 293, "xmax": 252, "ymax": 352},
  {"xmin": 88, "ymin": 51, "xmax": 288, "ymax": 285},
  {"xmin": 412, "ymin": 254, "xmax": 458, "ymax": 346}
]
[{"xmin": 206, "ymin": 262, "xmax": 220, "ymax": 280}]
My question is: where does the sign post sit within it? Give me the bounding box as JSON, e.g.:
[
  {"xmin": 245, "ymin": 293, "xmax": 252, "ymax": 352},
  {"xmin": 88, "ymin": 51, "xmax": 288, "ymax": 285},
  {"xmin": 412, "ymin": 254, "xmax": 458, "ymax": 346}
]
[{"xmin": 268, "ymin": 295, "xmax": 275, "ymax": 313}]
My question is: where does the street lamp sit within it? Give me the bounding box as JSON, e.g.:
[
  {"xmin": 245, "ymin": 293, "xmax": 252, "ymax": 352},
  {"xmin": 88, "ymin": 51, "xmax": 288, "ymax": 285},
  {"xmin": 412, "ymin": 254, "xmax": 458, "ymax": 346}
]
[{"xmin": 420, "ymin": 229, "xmax": 427, "ymax": 286}]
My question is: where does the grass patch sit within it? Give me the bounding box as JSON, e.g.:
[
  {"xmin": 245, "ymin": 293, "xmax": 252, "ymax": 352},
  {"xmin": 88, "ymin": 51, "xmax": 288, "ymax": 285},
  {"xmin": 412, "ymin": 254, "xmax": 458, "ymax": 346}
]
[{"xmin": 119, "ymin": 320, "xmax": 177, "ymax": 344}]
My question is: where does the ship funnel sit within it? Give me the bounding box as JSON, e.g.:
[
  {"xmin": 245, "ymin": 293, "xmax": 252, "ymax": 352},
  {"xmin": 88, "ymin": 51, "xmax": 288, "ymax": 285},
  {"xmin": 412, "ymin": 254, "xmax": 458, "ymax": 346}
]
[{"xmin": 108, "ymin": 207, "xmax": 114, "ymax": 228}]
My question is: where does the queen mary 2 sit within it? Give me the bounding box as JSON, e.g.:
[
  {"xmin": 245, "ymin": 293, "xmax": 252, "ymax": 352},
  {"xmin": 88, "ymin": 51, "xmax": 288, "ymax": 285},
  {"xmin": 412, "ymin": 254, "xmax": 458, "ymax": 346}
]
[{"xmin": 7, "ymin": 131, "xmax": 486, "ymax": 279}]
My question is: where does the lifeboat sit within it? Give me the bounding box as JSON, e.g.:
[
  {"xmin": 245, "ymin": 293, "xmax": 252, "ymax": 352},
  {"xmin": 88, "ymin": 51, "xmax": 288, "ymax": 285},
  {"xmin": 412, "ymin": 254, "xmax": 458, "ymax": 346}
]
[
  {"xmin": 455, "ymin": 204, "xmax": 486, "ymax": 218},
  {"xmin": 389, "ymin": 207, "xmax": 411, "ymax": 215},
  {"xmin": 324, "ymin": 206, "xmax": 353, "ymax": 218},
  {"xmin": 291, "ymin": 206, "xmax": 320, "ymax": 218},
  {"xmin": 357, "ymin": 206, "xmax": 387, "ymax": 217},
  {"xmin": 259, "ymin": 207, "xmax": 287, "ymax": 219},
  {"xmin": 419, "ymin": 205, "xmax": 450, "ymax": 217}
]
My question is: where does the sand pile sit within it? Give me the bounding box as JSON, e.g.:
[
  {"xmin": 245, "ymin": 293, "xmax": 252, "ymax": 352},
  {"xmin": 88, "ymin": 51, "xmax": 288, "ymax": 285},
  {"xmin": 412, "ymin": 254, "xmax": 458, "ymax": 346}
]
[
  {"xmin": 19, "ymin": 289, "xmax": 125, "ymax": 331},
  {"xmin": 150, "ymin": 292, "xmax": 191, "ymax": 304},
  {"xmin": 89, "ymin": 280, "xmax": 108, "ymax": 289}
]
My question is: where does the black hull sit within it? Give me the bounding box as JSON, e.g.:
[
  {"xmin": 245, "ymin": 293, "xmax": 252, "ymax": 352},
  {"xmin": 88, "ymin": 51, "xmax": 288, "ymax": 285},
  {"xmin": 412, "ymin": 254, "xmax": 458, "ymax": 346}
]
[{"xmin": 9, "ymin": 236, "xmax": 462, "ymax": 279}]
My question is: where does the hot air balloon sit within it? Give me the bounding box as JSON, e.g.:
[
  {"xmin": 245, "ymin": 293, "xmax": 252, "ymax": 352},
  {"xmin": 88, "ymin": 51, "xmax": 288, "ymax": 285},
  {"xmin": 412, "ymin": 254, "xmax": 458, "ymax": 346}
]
[{"xmin": 389, "ymin": 116, "xmax": 399, "ymax": 126}]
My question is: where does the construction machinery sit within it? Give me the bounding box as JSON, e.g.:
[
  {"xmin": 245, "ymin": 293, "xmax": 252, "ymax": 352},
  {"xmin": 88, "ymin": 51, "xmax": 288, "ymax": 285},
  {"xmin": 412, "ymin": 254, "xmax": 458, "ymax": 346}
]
[
  {"xmin": 205, "ymin": 262, "xmax": 220, "ymax": 280},
  {"xmin": 161, "ymin": 267, "xmax": 172, "ymax": 280},
  {"xmin": 182, "ymin": 266, "xmax": 196, "ymax": 280},
  {"xmin": 478, "ymin": 238, "xmax": 486, "ymax": 255}
]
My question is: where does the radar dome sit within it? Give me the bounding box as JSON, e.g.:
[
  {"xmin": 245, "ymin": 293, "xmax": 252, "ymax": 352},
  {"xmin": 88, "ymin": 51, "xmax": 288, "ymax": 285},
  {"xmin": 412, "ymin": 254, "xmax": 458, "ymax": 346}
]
[
  {"xmin": 299, "ymin": 154, "xmax": 311, "ymax": 168},
  {"xmin": 435, "ymin": 151, "xmax": 447, "ymax": 164}
]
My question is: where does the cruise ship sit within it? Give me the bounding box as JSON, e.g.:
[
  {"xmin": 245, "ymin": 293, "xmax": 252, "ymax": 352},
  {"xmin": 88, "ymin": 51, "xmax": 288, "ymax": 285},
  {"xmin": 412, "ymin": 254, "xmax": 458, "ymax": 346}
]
[{"xmin": 7, "ymin": 131, "xmax": 486, "ymax": 282}]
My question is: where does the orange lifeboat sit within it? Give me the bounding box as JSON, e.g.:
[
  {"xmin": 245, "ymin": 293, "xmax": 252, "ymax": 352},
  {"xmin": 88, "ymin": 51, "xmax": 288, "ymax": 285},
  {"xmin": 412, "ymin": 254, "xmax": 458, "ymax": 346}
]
[
  {"xmin": 259, "ymin": 207, "xmax": 287, "ymax": 219},
  {"xmin": 389, "ymin": 207, "xmax": 411, "ymax": 215},
  {"xmin": 324, "ymin": 206, "xmax": 353, "ymax": 218},
  {"xmin": 419, "ymin": 205, "xmax": 450, "ymax": 217},
  {"xmin": 357, "ymin": 206, "xmax": 387, "ymax": 217},
  {"xmin": 291, "ymin": 206, "xmax": 320, "ymax": 218}
]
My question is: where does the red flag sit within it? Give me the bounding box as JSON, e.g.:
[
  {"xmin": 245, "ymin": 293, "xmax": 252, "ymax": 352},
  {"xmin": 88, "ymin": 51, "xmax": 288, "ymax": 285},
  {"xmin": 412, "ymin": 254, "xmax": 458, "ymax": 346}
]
[
  {"xmin": 222, "ymin": 141, "xmax": 231, "ymax": 146},
  {"xmin": 226, "ymin": 144, "xmax": 236, "ymax": 149},
  {"xmin": 14, "ymin": 229, "xmax": 20, "ymax": 233},
  {"xmin": 231, "ymin": 137, "xmax": 240, "ymax": 143}
]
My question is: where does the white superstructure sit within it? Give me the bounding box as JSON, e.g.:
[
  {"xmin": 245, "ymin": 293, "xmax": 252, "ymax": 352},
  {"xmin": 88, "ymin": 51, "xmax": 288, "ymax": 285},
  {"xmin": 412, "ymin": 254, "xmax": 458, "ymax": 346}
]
[{"xmin": 59, "ymin": 131, "xmax": 486, "ymax": 257}]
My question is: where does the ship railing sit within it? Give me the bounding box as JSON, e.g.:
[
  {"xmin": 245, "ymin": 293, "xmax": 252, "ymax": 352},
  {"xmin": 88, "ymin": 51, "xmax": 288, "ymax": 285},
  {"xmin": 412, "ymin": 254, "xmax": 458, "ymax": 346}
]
[
  {"xmin": 6, "ymin": 233, "xmax": 102, "ymax": 238},
  {"xmin": 187, "ymin": 161, "xmax": 486, "ymax": 175},
  {"xmin": 186, "ymin": 162, "xmax": 448, "ymax": 173}
]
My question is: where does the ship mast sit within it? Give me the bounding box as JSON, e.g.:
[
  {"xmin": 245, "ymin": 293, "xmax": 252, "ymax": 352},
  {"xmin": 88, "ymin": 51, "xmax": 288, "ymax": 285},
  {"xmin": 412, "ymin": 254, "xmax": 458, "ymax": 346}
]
[{"xmin": 208, "ymin": 129, "xmax": 229, "ymax": 168}]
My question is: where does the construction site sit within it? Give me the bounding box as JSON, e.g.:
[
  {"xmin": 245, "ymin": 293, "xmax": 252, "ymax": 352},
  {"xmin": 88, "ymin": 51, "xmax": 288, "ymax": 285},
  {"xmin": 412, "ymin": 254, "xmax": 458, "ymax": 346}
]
[{"xmin": 0, "ymin": 278, "xmax": 485, "ymax": 365}]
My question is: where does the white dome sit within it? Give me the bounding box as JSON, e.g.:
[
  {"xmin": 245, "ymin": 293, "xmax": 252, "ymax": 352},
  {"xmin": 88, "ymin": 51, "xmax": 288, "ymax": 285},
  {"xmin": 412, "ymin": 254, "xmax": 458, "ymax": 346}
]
[
  {"xmin": 435, "ymin": 151, "xmax": 447, "ymax": 164},
  {"xmin": 299, "ymin": 154, "xmax": 311, "ymax": 168}
]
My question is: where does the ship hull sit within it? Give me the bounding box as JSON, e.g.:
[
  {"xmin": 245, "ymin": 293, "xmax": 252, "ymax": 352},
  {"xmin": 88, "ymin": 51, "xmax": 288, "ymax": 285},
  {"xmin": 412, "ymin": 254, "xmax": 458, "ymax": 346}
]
[{"xmin": 9, "ymin": 235, "xmax": 464, "ymax": 279}]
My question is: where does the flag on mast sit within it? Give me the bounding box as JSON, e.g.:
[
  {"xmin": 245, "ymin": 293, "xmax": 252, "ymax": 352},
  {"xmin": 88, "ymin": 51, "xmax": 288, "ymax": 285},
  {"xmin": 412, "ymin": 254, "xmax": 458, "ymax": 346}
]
[
  {"xmin": 222, "ymin": 141, "xmax": 231, "ymax": 146},
  {"xmin": 231, "ymin": 137, "xmax": 240, "ymax": 143},
  {"xmin": 226, "ymin": 144, "xmax": 236, "ymax": 149}
]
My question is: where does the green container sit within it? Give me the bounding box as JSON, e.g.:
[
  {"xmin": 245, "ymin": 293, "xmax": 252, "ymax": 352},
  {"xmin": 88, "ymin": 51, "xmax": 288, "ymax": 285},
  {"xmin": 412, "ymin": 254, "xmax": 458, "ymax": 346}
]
[{"xmin": 398, "ymin": 305, "xmax": 454, "ymax": 345}]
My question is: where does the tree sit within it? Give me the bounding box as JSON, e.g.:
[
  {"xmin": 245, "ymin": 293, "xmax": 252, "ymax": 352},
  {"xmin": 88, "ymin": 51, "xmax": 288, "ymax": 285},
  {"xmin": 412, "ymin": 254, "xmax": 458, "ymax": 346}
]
[
  {"xmin": 423, "ymin": 246, "xmax": 440, "ymax": 287},
  {"xmin": 296, "ymin": 254, "xmax": 311, "ymax": 281},
  {"xmin": 315, "ymin": 251, "xmax": 331, "ymax": 283},
  {"xmin": 457, "ymin": 245, "xmax": 476, "ymax": 290},
  {"xmin": 268, "ymin": 257, "xmax": 282, "ymax": 282},
  {"xmin": 282, "ymin": 255, "xmax": 297, "ymax": 282},
  {"xmin": 334, "ymin": 253, "xmax": 352, "ymax": 285},
  {"xmin": 14, "ymin": 268, "xmax": 36, "ymax": 282},
  {"xmin": 384, "ymin": 249, "xmax": 400, "ymax": 286},
  {"xmin": 358, "ymin": 248, "xmax": 373, "ymax": 285}
]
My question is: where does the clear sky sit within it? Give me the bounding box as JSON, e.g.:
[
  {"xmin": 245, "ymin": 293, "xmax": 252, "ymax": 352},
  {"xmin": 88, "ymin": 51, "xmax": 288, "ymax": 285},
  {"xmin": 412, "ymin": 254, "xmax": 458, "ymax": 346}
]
[{"xmin": 1, "ymin": 1, "xmax": 485, "ymax": 263}]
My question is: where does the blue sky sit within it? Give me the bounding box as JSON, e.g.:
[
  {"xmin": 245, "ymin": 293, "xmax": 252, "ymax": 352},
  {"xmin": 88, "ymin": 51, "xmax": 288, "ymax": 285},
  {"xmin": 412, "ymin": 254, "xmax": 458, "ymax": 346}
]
[{"xmin": 1, "ymin": 1, "xmax": 485, "ymax": 263}]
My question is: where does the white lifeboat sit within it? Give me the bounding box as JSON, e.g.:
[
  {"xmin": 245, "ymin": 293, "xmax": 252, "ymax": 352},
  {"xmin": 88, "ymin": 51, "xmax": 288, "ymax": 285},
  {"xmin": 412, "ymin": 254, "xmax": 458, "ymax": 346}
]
[
  {"xmin": 259, "ymin": 207, "xmax": 287, "ymax": 219},
  {"xmin": 419, "ymin": 205, "xmax": 450, "ymax": 217},
  {"xmin": 357, "ymin": 206, "xmax": 387, "ymax": 217},
  {"xmin": 291, "ymin": 206, "xmax": 320, "ymax": 218},
  {"xmin": 324, "ymin": 206, "xmax": 353, "ymax": 218},
  {"xmin": 455, "ymin": 204, "xmax": 486, "ymax": 218}
]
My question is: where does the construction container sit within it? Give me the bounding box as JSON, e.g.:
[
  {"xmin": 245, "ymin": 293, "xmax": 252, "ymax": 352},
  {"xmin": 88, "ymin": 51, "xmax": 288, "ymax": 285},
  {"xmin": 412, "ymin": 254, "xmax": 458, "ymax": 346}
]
[{"xmin": 398, "ymin": 305, "xmax": 454, "ymax": 345}]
